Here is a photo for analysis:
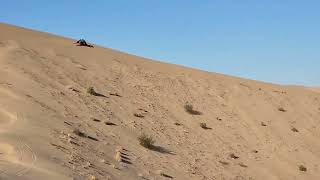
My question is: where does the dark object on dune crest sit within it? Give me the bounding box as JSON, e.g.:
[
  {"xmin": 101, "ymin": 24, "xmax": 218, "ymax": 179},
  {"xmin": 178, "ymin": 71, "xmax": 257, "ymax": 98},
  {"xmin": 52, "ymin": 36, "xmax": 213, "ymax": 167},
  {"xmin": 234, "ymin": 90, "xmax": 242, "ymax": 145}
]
[{"xmin": 74, "ymin": 39, "xmax": 94, "ymax": 47}]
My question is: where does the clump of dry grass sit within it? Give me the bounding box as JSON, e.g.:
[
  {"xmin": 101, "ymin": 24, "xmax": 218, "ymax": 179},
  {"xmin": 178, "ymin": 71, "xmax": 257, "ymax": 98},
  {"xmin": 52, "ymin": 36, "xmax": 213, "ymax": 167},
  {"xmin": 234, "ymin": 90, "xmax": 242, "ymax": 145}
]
[
  {"xmin": 200, "ymin": 122, "xmax": 207, "ymax": 128},
  {"xmin": 138, "ymin": 133, "xmax": 155, "ymax": 149},
  {"xmin": 299, "ymin": 165, "xmax": 307, "ymax": 172},
  {"xmin": 184, "ymin": 104, "xmax": 202, "ymax": 115},
  {"xmin": 73, "ymin": 128, "xmax": 87, "ymax": 137},
  {"xmin": 199, "ymin": 122, "xmax": 212, "ymax": 130},
  {"xmin": 87, "ymin": 86, "xmax": 97, "ymax": 96}
]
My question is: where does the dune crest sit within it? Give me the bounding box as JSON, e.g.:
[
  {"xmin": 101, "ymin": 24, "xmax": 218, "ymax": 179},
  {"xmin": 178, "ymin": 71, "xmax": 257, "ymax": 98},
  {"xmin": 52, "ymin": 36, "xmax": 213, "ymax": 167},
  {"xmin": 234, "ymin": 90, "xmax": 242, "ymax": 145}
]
[{"xmin": 0, "ymin": 23, "xmax": 320, "ymax": 180}]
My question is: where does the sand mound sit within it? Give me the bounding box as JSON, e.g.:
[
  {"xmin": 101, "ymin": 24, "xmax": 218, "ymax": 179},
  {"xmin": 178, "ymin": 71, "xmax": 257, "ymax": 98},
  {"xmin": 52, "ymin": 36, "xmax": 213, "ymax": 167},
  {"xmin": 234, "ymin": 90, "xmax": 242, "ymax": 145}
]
[{"xmin": 0, "ymin": 23, "xmax": 320, "ymax": 180}]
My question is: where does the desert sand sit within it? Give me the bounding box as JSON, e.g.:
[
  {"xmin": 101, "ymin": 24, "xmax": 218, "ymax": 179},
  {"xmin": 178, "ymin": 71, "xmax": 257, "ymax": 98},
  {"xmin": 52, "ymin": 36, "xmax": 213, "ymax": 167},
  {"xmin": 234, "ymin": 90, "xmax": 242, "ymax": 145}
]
[{"xmin": 0, "ymin": 23, "xmax": 319, "ymax": 180}]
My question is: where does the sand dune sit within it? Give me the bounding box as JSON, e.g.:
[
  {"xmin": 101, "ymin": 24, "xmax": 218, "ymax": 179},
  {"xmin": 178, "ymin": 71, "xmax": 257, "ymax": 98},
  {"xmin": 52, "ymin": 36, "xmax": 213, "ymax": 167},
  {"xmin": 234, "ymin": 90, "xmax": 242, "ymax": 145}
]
[{"xmin": 0, "ymin": 23, "xmax": 320, "ymax": 180}]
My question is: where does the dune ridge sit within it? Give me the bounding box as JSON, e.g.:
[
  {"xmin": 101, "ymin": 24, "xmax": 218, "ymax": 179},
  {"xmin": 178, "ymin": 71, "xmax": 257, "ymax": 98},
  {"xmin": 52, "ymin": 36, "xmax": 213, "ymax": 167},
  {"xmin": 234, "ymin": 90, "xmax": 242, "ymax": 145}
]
[{"xmin": 0, "ymin": 23, "xmax": 320, "ymax": 180}]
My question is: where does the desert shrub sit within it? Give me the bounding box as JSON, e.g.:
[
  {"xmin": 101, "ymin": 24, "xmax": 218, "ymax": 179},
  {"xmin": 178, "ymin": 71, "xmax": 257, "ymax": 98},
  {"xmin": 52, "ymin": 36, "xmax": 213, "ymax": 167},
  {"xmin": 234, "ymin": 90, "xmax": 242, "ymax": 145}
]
[
  {"xmin": 73, "ymin": 128, "xmax": 87, "ymax": 137},
  {"xmin": 138, "ymin": 133, "xmax": 155, "ymax": 149},
  {"xmin": 200, "ymin": 122, "xmax": 207, "ymax": 129},
  {"xmin": 87, "ymin": 87, "xmax": 97, "ymax": 95},
  {"xmin": 299, "ymin": 165, "xmax": 307, "ymax": 172},
  {"xmin": 184, "ymin": 104, "xmax": 202, "ymax": 115},
  {"xmin": 174, "ymin": 122, "xmax": 182, "ymax": 126}
]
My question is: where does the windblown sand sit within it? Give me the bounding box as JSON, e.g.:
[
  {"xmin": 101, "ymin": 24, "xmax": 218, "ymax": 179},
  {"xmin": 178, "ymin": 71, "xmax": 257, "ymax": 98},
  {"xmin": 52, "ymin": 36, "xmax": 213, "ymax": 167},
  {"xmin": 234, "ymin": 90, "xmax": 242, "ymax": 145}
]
[{"xmin": 0, "ymin": 23, "xmax": 319, "ymax": 180}]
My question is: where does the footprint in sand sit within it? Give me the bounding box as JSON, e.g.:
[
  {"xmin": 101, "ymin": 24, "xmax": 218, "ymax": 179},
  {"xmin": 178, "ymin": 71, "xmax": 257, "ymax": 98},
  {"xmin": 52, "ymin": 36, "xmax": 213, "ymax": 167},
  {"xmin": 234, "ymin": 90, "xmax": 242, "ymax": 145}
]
[
  {"xmin": 0, "ymin": 108, "xmax": 17, "ymax": 132},
  {"xmin": 0, "ymin": 110, "xmax": 36, "ymax": 178},
  {"xmin": 0, "ymin": 141, "xmax": 37, "ymax": 178},
  {"xmin": 0, "ymin": 87, "xmax": 21, "ymax": 100}
]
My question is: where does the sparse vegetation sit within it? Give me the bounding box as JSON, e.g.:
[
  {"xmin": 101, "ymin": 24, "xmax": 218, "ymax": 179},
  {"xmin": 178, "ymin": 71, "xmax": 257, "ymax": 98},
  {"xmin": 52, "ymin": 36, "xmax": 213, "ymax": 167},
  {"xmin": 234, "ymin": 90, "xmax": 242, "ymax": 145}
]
[
  {"xmin": 199, "ymin": 122, "xmax": 208, "ymax": 129},
  {"xmin": 299, "ymin": 165, "xmax": 307, "ymax": 172},
  {"xmin": 239, "ymin": 162, "xmax": 248, "ymax": 168},
  {"xmin": 218, "ymin": 160, "xmax": 230, "ymax": 165},
  {"xmin": 230, "ymin": 153, "xmax": 239, "ymax": 159},
  {"xmin": 184, "ymin": 104, "xmax": 202, "ymax": 115},
  {"xmin": 73, "ymin": 128, "xmax": 87, "ymax": 137},
  {"xmin": 138, "ymin": 133, "xmax": 155, "ymax": 149},
  {"xmin": 134, "ymin": 113, "xmax": 145, "ymax": 118},
  {"xmin": 174, "ymin": 122, "xmax": 182, "ymax": 126},
  {"xmin": 87, "ymin": 86, "xmax": 97, "ymax": 96},
  {"xmin": 105, "ymin": 121, "xmax": 116, "ymax": 126}
]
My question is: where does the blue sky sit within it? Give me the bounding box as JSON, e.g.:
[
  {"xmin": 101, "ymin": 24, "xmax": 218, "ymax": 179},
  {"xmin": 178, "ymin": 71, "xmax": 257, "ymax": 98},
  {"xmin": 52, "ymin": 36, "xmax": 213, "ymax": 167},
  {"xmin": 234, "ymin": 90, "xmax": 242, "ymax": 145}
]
[{"xmin": 1, "ymin": 1, "xmax": 319, "ymax": 86}]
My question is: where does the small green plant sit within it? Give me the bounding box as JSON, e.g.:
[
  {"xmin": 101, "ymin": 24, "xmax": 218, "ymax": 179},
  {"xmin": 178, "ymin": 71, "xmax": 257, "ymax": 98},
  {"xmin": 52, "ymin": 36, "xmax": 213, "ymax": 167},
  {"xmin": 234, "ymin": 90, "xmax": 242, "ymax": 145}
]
[
  {"xmin": 138, "ymin": 133, "xmax": 155, "ymax": 149},
  {"xmin": 184, "ymin": 104, "xmax": 202, "ymax": 115}
]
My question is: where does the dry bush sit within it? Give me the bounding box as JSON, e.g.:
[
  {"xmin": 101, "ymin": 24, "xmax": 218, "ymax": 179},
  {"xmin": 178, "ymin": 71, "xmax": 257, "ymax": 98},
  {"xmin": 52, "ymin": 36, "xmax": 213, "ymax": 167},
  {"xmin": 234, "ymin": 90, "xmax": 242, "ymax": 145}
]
[
  {"xmin": 73, "ymin": 128, "xmax": 87, "ymax": 137},
  {"xmin": 87, "ymin": 86, "xmax": 97, "ymax": 95},
  {"xmin": 184, "ymin": 104, "xmax": 202, "ymax": 115},
  {"xmin": 200, "ymin": 122, "xmax": 207, "ymax": 129},
  {"xmin": 299, "ymin": 165, "xmax": 307, "ymax": 172},
  {"xmin": 138, "ymin": 133, "xmax": 155, "ymax": 149}
]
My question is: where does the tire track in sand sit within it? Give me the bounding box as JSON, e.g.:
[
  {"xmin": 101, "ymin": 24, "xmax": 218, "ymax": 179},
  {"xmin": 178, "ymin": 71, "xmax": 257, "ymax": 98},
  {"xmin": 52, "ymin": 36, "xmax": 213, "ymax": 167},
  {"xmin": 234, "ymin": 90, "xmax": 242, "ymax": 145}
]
[{"xmin": 0, "ymin": 108, "xmax": 37, "ymax": 178}]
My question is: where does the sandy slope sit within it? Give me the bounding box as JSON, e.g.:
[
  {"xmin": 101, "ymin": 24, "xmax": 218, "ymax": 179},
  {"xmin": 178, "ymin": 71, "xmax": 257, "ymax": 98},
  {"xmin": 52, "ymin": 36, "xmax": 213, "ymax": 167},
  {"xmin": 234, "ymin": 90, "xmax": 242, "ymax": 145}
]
[{"xmin": 0, "ymin": 23, "xmax": 320, "ymax": 180}]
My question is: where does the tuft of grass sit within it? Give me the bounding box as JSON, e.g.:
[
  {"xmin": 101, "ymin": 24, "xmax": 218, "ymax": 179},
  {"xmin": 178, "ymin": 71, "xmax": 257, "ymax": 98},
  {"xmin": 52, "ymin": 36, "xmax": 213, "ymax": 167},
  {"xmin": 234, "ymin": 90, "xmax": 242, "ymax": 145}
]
[
  {"xmin": 73, "ymin": 128, "xmax": 87, "ymax": 137},
  {"xmin": 174, "ymin": 122, "xmax": 182, "ymax": 126},
  {"xmin": 184, "ymin": 104, "xmax": 202, "ymax": 115},
  {"xmin": 87, "ymin": 87, "xmax": 97, "ymax": 95},
  {"xmin": 200, "ymin": 122, "xmax": 212, "ymax": 130},
  {"xmin": 200, "ymin": 122, "xmax": 207, "ymax": 129},
  {"xmin": 138, "ymin": 133, "xmax": 155, "ymax": 149},
  {"xmin": 291, "ymin": 127, "xmax": 299, "ymax": 132},
  {"xmin": 134, "ymin": 113, "xmax": 145, "ymax": 118}
]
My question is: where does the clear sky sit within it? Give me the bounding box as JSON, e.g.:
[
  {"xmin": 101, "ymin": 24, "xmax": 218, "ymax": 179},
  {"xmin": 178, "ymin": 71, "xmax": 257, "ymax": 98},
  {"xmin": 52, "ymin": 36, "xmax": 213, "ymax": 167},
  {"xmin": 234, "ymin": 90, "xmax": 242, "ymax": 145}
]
[{"xmin": 1, "ymin": 1, "xmax": 319, "ymax": 86}]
